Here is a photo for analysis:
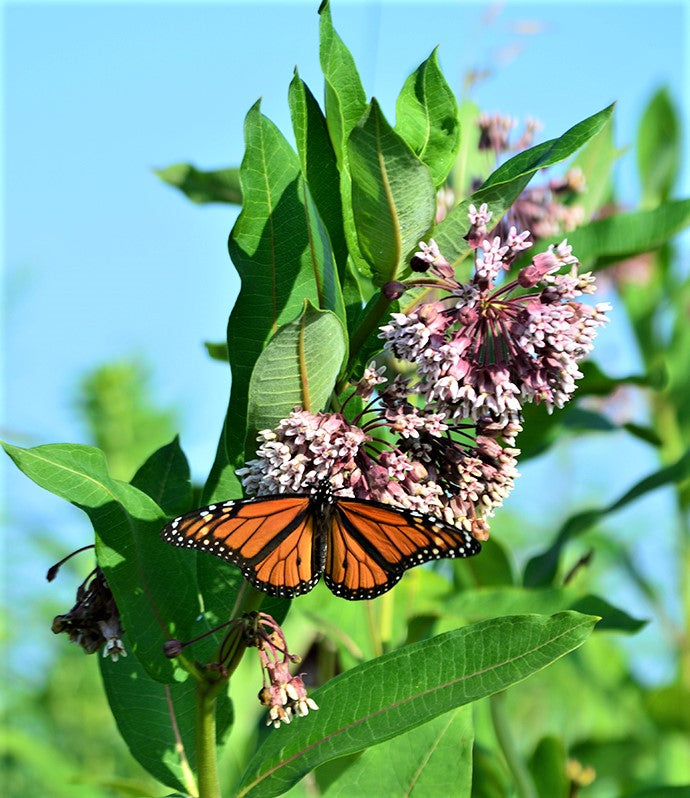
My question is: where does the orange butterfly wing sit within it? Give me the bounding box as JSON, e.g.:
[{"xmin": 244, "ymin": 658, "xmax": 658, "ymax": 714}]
[
  {"xmin": 161, "ymin": 495, "xmax": 322, "ymax": 597},
  {"xmin": 324, "ymin": 499, "xmax": 482, "ymax": 600}
]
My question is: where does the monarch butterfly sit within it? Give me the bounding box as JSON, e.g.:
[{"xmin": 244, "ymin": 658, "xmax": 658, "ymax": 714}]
[{"xmin": 161, "ymin": 480, "xmax": 481, "ymax": 600}]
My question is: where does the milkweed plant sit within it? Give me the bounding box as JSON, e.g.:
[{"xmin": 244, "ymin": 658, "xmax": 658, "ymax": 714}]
[{"xmin": 6, "ymin": 3, "xmax": 690, "ymax": 797}]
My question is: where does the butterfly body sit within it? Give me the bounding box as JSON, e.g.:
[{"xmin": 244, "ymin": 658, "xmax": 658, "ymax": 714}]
[{"xmin": 161, "ymin": 481, "xmax": 481, "ymax": 600}]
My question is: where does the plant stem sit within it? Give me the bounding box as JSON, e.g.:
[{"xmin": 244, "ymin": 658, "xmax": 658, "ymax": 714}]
[
  {"xmin": 489, "ymin": 691, "xmax": 538, "ymax": 798},
  {"xmin": 336, "ymin": 291, "xmax": 391, "ymax": 391},
  {"xmin": 196, "ymin": 679, "xmax": 222, "ymax": 798}
]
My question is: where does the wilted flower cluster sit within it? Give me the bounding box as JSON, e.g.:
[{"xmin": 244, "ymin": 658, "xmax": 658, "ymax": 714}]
[{"xmin": 49, "ymin": 556, "xmax": 126, "ymax": 662}]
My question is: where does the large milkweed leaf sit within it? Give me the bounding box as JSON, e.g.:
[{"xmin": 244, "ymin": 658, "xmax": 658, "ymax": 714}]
[
  {"xmin": 318, "ymin": 0, "xmax": 370, "ymax": 279},
  {"xmin": 221, "ymin": 100, "xmax": 339, "ymax": 501},
  {"xmin": 348, "ymin": 99, "xmax": 436, "ymax": 285},
  {"xmin": 245, "ymin": 302, "xmax": 347, "ymax": 451},
  {"xmin": 395, "ymin": 47, "xmax": 461, "ymax": 188},
  {"xmin": 155, "ymin": 163, "xmax": 242, "ymax": 205},
  {"xmin": 236, "ymin": 612, "xmax": 597, "ymax": 797},
  {"xmin": 1, "ymin": 441, "xmax": 207, "ymax": 682},
  {"xmin": 319, "ymin": 706, "xmax": 473, "ymax": 797},
  {"xmin": 289, "ymin": 70, "xmax": 348, "ymax": 279},
  {"xmin": 99, "ymin": 637, "xmax": 233, "ymax": 793},
  {"xmin": 434, "ymin": 104, "xmax": 615, "ymax": 269},
  {"xmin": 524, "ymin": 449, "xmax": 690, "ymax": 587}
]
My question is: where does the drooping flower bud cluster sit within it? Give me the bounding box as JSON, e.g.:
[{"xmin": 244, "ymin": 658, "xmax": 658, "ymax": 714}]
[{"xmin": 248, "ymin": 613, "xmax": 318, "ymax": 729}]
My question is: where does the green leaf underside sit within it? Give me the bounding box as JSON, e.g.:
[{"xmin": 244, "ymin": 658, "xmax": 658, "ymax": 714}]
[
  {"xmin": 100, "ymin": 641, "xmax": 233, "ymax": 793},
  {"xmin": 320, "ymin": 706, "xmax": 473, "ymax": 797},
  {"xmin": 434, "ymin": 104, "xmax": 615, "ymax": 268},
  {"xmin": 1, "ymin": 441, "xmax": 208, "ymax": 681},
  {"xmin": 155, "ymin": 163, "xmax": 242, "ymax": 205},
  {"xmin": 524, "ymin": 449, "xmax": 690, "ymax": 586},
  {"xmin": 245, "ymin": 302, "xmax": 347, "ymax": 450},
  {"xmin": 225, "ymin": 101, "xmax": 338, "ymax": 489},
  {"xmin": 238, "ymin": 612, "xmax": 597, "ymax": 797},
  {"xmin": 348, "ymin": 99, "xmax": 436, "ymax": 285},
  {"xmin": 395, "ymin": 47, "xmax": 461, "ymax": 188}
]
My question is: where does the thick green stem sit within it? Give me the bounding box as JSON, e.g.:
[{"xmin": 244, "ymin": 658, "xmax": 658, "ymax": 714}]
[
  {"xmin": 489, "ymin": 691, "xmax": 538, "ymax": 798},
  {"xmin": 196, "ymin": 679, "xmax": 222, "ymax": 798}
]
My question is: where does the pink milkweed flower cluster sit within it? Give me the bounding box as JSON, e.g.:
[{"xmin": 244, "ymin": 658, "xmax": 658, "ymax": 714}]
[
  {"xmin": 238, "ymin": 206, "xmax": 609, "ymax": 542},
  {"xmin": 380, "ymin": 205, "xmax": 611, "ymax": 435}
]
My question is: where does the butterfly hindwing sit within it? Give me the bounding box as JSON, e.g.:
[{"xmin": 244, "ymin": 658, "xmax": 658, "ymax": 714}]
[
  {"xmin": 324, "ymin": 498, "xmax": 482, "ymax": 600},
  {"xmin": 161, "ymin": 495, "xmax": 321, "ymax": 597}
]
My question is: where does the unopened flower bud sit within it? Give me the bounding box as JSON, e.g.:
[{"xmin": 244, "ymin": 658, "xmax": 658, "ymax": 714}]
[
  {"xmin": 163, "ymin": 639, "xmax": 184, "ymax": 658},
  {"xmin": 383, "ymin": 281, "xmax": 407, "ymax": 300}
]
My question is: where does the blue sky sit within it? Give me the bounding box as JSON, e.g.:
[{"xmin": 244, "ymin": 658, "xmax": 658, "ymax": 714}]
[{"xmin": 3, "ymin": 1, "xmax": 688, "ymax": 681}]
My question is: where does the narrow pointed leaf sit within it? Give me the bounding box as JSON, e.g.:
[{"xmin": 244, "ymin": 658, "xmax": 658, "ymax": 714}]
[
  {"xmin": 319, "ymin": 0, "xmax": 373, "ymax": 279},
  {"xmin": 524, "ymin": 449, "xmax": 690, "ymax": 586},
  {"xmin": 289, "ymin": 71, "xmax": 349, "ymax": 278},
  {"xmin": 434, "ymin": 104, "xmax": 615, "ymax": 268},
  {"xmin": 348, "ymin": 99, "xmax": 436, "ymax": 285},
  {"xmin": 395, "ymin": 48, "xmax": 461, "ymax": 188},
  {"xmin": 444, "ymin": 586, "xmax": 645, "ymax": 633},
  {"xmin": 318, "ymin": 0, "xmax": 366, "ymax": 168},
  {"xmin": 1, "ymin": 441, "xmax": 205, "ymax": 681},
  {"xmin": 237, "ymin": 612, "xmax": 597, "ymax": 797},
  {"xmin": 570, "ymin": 112, "xmax": 618, "ymax": 219},
  {"xmin": 245, "ymin": 302, "xmax": 347, "ymax": 451},
  {"xmin": 637, "ymin": 87, "xmax": 681, "ymax": 207},
  {"xmin": 156, "ymin": 163, "xmax": 242, "ymax": 205}
]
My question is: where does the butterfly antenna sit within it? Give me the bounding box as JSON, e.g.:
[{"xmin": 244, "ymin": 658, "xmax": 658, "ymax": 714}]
[{"xmin": 46, "ymin": 544, "xmax": 96, "ymax": 581}]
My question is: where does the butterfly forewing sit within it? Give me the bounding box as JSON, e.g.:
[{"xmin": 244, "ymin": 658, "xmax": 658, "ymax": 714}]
[{"xmin": 161, "ymin": 495, "xmax": 321, "ymax": 597}]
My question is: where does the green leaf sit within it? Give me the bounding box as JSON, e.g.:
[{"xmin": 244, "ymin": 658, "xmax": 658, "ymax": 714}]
[
  {"xmin": 131, "ymin": 436, "xmax": 192, "ymax": 518},
  {"xmin": 348, "ymin": 99, "xmax": 436, "ymax": 285},
  {"xmin": 528, "ymin": 736, "xmax": 568, "ymax": 798},
  {"xmin": 2, "ymin": 441, "xmax": 207, "ymax": 681},
  {"xmin": 452, "ymin": 537, "xmax": 516, "ymax": 589},
  {"xmin": 395, "ymin": 48, "xmax": 461, "ymax": 188},
  {"xmin": 451, "ymin": 98, "xmax": 485, "ymax": 197},
  {"xmin": 434, "ymin": 104, "xmax": 615, "ymax": 268},
  {"xmin": 237, "ymin": 612, "xmax": 597, "ymax": 797},
  {"xmin": 570, "ymin": 112, "xmax": 619, "ymax": 219},
  {"xmin": 245, "ymin": 302, "xmax": 347, "ymax": 451},
  {"xmin": 224, "ymin": 101, "xmax": 340, "ymax": 490},
  {"xmin": 289, "ymin": 70, "xmax": 349, "ymax": 278},
  {"xmin": 318, "ymin": 0, "xmax": 372, "ymax": 280},
  {"xmin": 204, "ymin": 341, "xmax": 229, "ymax": 362},
  {"xmin": 155, "ymin": 163, "xmax": 242, "ymax": 205},
  {"xmin": 318, "ymin": 0, "xmax": 367, "ymax": 169},
  {"xmin": 543, "ymin": 198, "xmax": 690, "ymax": 269},
  {"xmin": 444, "ymin": 586, "xmax": 645, "ymax": 633},
  {"xmin": 100, "ymin": 637, "xmax": 233, "ymax": 793},
  {"xmin": 321, "ymin": 707, "xmax": 473, "ymax": 797},
  {"xmin": 622, "ymin": 790, "xmax": 690, "ymax": 798},
  {"xmin": 637, "ymin": 87, "xmax": 681, "ymax": 207},
  {"xmin": 524, "ymin": 449, "xmax": 690, "ymax": 586}
]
